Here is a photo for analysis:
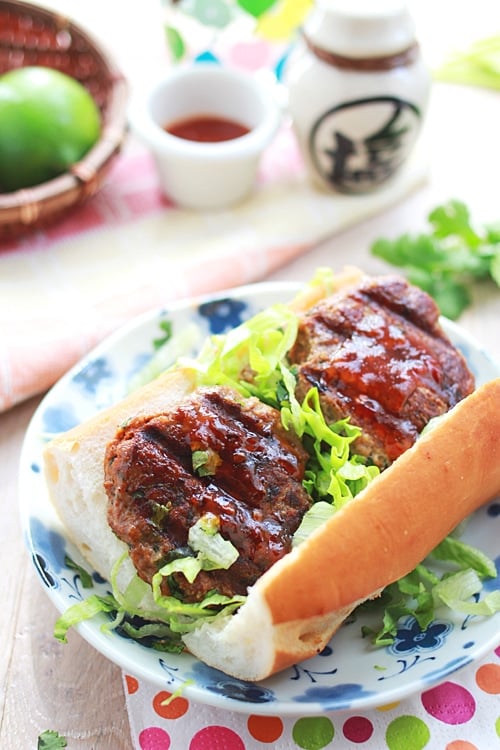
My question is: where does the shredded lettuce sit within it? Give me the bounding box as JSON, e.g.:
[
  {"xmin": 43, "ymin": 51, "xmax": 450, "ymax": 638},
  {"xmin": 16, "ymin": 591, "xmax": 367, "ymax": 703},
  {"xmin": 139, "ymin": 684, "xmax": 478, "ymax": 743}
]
[
  {"xmin": 54, "ymin": 549, "xmax": 245, "ymax": 648},
  {"xmin": 148, "ymin": 515, "xmax": 239, "ymax": 589},
  {"xmin": 431, "ymin": 535, "xmax": 497, "ymax": 578},
  {"xmin": 149, "ymin": 584, "xmax": 245, "ymax": 635},
  {"xmin": 54, "ymin": 594, "xmax": 119, "ymax": 643},
  {"xmin": 283, "ymin": 388, "xmax": 379, "ymax": 507},
  {"xmin": 292, "ymin": 501, "xmax": 335, "ymax": 548},
  {"xmin": 362, "ymin": 537, "xmax": 500, "ymax": 646},
  {"xmin": 183, "ymin": 303, "xmax": 299, "ymax": 404},
  {"xmin": 118, "ymin": 620, "xmax": 185, "ymax": 652},
  {"xmin": 187, "ymin": 513, "xmax": 239, "ymax": 571},
  {"xmin": 433, "ymin": 569, "xmax": 500, "ymax": 616},
  {"xmin": 287, "ymin": 266, "xmax": 337, "ymax": 310}
]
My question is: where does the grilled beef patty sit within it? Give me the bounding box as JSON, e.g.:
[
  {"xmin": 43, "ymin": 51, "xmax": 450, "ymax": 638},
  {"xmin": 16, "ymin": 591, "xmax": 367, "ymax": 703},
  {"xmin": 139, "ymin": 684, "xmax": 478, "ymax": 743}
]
[
  {"xmin": 288, "ymin": 275, "xmax": 475, "ymax": 468},
  {"xmin": 104, "ymin": 387, "xmax": 311, "ymax": 602}
]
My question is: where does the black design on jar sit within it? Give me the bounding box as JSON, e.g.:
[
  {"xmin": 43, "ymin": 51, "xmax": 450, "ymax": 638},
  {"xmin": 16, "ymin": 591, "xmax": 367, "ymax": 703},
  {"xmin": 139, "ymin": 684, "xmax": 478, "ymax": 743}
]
[{"xmin": 309, "ymin": 96, "xmax": 421, "ymax": 194}]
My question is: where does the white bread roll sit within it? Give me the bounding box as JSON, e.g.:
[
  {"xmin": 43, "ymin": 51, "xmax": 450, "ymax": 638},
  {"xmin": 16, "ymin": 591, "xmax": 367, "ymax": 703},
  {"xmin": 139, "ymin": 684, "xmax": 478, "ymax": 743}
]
[
  {"xmin": 43, "ymin": 367, "xmax": 500, "ymax": 680},
  {"xmin": 43, "ymin": 367, "xmax": 197, "ymax": 593}
]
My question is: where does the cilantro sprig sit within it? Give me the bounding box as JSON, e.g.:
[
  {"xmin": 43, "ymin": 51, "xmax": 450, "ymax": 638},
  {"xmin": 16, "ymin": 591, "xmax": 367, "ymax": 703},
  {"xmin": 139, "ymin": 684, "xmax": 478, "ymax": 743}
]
[
  {"xmin": 38, "ymin": 730, "xmax": 67, "ymax": 749},
  {"xmin": 371, "ymin": 199, "xmax": 500, "ymax": 319}
]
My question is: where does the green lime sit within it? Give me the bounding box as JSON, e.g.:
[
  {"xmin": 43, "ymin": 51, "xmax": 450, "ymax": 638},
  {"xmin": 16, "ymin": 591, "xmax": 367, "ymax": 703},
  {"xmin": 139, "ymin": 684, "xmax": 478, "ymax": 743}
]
[{"xmin": 0, "ymin": 66, "xmax": 101, "ymax": 192}]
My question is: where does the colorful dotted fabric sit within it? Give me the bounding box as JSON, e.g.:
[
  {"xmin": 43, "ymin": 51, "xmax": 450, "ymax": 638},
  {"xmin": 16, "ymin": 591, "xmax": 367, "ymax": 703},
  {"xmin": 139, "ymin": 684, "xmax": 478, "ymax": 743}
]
[{"xmin": 125, "ymin": 645, "xmax": 500, "ymax": 749}]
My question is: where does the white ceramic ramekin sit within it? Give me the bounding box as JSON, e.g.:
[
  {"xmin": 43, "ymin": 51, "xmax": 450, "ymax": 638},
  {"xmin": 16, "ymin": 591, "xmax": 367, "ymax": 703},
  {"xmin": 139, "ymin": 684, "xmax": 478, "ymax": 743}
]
[{"xmin": 129, "ymin": 64, "xmax": 281, "ymax": 210}]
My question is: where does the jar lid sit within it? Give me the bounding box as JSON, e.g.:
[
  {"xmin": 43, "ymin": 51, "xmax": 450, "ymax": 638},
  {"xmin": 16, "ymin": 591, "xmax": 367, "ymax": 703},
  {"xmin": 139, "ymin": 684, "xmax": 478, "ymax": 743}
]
[{"xmin": 304, "ymin": 0, "xmax": 417, "ymax": 59}]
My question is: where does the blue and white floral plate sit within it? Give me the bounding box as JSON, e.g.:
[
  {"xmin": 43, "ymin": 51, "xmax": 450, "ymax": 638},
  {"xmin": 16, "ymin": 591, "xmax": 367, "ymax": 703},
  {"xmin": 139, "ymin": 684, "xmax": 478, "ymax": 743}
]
[{"xmin": 19, "ymin": 282, "xmax": 500, "ymax": 715}]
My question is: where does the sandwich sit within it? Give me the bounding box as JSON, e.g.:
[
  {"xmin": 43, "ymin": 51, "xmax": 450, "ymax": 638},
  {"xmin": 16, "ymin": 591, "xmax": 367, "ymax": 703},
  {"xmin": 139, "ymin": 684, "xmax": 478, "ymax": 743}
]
[{"xmin": 43, "ymin": 267, "xmax": 500, "ymax": 681}]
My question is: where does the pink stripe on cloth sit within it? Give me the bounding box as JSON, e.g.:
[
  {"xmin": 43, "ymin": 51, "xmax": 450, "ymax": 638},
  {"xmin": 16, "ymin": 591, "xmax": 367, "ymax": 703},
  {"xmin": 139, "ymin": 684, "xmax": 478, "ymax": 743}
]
[
  {"xmin": 0, "ymin": 237, "xmax": 310, "ymax": 412},
  {"xmin": 0, "ymin": 126, "xmax": 427, "ymax": 413}
]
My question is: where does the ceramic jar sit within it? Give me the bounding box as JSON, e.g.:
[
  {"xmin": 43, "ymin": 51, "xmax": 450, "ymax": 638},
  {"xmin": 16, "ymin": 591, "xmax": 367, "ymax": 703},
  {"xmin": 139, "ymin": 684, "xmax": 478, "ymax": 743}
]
[{"xmin": 285, "ymin": 0, "xmax": 430, "ymax": 194}]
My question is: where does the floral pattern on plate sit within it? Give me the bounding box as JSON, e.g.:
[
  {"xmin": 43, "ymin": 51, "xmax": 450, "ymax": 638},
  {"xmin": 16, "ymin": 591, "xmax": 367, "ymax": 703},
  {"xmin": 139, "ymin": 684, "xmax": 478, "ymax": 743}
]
[{"xmin": 19, "ymin": 282, "xmax": 500, "ymax": 715}]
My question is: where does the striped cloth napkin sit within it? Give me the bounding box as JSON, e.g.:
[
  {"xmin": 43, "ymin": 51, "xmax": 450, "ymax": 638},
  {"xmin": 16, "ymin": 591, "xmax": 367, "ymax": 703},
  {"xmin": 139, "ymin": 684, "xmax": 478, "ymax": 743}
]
[{"xmin": 0, "ymin": 125, "xmax": 427, "ymax": 414}]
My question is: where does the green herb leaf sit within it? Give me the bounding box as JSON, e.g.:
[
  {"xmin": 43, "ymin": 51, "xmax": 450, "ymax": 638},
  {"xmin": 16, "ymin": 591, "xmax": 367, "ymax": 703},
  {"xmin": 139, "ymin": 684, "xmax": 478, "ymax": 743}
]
[
  {"xmin": 64, "ymin": 555, "xmax": 94, "ymax": 588},
  {"xmin": 433, "ymin": 35, "xmax": 500, "ymax": 91},
  {"xmin": 428, "ymin": 201, "xmax": 477, "ymax": 244},
  {"xmin": 164, "ymin": 26, "xmax": 186, "ymax": 62},
  {"xmin": 128, "ymin": 321, "xmax": 202, "ymax": 393},
  {"xmin": 192, "ymin": 448, "xmax": 220, "ymax": 476},
  {"xmin": 38, "ymin": 730, "xmax": 67, "ymax": 749},
  {"xmin": 490, "ymin": 250, "xmax": 500, "ymax": 286},
  {"xmin": 153, "ymin": 319, "xmax": 173, "ymax": 350},
  {"xmin": 371, "ymin": 199, "xmax": 500, "ymax": 319}
]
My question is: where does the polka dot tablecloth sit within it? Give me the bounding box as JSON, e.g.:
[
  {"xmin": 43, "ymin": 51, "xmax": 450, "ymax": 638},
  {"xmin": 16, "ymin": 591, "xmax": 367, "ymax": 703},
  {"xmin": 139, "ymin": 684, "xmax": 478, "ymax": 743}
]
[{"xmin": 124, "ymin": 645, "xmax": 500, "ymax": 749}]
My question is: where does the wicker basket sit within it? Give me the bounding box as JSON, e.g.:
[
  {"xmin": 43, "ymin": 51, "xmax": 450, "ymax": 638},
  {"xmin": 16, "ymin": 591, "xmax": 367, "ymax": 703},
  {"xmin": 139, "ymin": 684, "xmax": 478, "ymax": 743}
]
[{"xmin": 0, "ymin": 0, "xmax": 129, "ymax": 239}]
